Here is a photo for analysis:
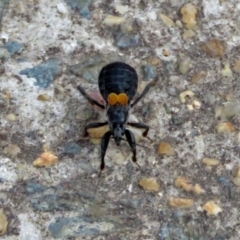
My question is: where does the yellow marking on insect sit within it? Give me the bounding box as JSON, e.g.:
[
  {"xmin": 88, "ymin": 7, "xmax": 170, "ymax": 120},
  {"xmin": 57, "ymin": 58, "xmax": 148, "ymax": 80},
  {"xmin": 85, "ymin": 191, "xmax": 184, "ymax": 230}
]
[
  {"xmin": 107, "ymin": 93, "xmax": 118, "ymax": 106},
  {"xmin": 118, "ymin": 93, "xmax": 128, "ymax": 106},
  {"xmin": 107, "ymin": 93, "xmax": 129, "ymax": 106}
]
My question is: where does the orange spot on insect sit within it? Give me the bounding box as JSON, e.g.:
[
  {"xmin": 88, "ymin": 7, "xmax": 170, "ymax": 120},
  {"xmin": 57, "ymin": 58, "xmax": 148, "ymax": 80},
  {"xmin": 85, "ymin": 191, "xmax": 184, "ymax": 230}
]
[
  {"xmin": 118, "ymin": 93, "xmax": 128, "ymax": 106},
  {"xmin": 107, "ymin": 93, "xmax": 129, "ymax": 106},
  {"xmin": 107, "ymin": 93, "xmax": 118, "ymax": 106}
]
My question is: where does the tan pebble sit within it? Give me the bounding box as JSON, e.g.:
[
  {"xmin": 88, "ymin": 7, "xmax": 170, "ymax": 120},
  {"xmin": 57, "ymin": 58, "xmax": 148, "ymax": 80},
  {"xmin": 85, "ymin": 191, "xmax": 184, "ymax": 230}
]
[
  {"xmin": 187, "ymin": 104, "xmax": 194, "ymax": 111},
  {"xmin": 233, "ymin": 58, "xmax": 240, "ymax": 73},
  {"xmin": 0, "ymin": 209, "xmax": 8, "ymax": 236},
  {"xmin": 201, "ymin": 39, "xmax": 225, "ymax": 58},
  {"xmin": 3, "ymin": 144, "xmax": 21, "ymax": 157},
  {"xmin": 33, "ymin": 152, "xmax": 58, "ymax": 167},
  {"xmin": 192, "ymin": 100, "xmax": 201, "ymax": 109},
  {"xmin": 149, "ymin": 57, "xmax": 161, "ymax": 66},
  {"xmin": 111, "ymin": 151, "xmax": 125, "ymax": 166},
  {"xmin": 181, "ymin": 3, "xmax": 197, "ymax": 29},
  {"xmin": 232, "ymin": 167, "xmax": 240, "ymax": 186},
  {"xmin": 174, "ymin": 177, "xmax": 193, "ymax": 192},
  {"xmin": 103, "ymin": 15, "xmax": 125, "ymax": 26},
  {"xmin": 233, "ymin": 167, "xmax": 240, "ymax": 178},
  {"xmin": 191, "ymin": 70, "xmax": 207, "ymax": 83},
  {"xmin": 203, "ymin": 201, "xmax": 222, "ymax": 216},
  {"xmin": 214, "ymin": 106, "xmax": 224, "ymax": 119},
  {"xmin": 115, "ymin": 5, "xmax": 129, "ymax": 15},
  {"xmin": 182, "ymin": 29, "xmax": 196, "ymax": 39},
  {"xmin": 193, "ymin": 184, "xmax": 205, "ymax": 195},
  {"xmin": 157, "ymin": 142, "xmax": 174, "ymax": 156},
  {"xmin": 179, "ymin": 90, "xmax": 195, "ymax": 103},
  {"xmin": 221, "ymin": 63, "xmax": 232, "ymax": 77},
  {"xmin": 202, "ymin": 158, "xmax": 220, "ymax": 166},
  {"xmin": 159, "ymin": 14, "xmax": 175, "ymax": 28},
  {"xmin": 87, "ymin": 125, "xmax": 109, "ymax": 139},
  {"xmin": 37, "ymin": 94, "xmax": 50, "ymax": 101},
  {"xmin": 6, "ymin": 113, "xmax": 17, "ymax": 121},
  {"xmin": 179, "ymin": 57, "xmax": 192, "ymax": 74},
  {"xmin": 216, "ymin": 122, "xmax": 234, "ymax": 133},
  {"xmin": 139, "ymin": 177, "xmax": 160, "ymax": 192},
  {"xmin": 162, "ymin": 49, "xmax": 170, "ymax": 57},
  {"xmin": 168, "ymin": 197, "xmax": 194, "ymax": 208}
]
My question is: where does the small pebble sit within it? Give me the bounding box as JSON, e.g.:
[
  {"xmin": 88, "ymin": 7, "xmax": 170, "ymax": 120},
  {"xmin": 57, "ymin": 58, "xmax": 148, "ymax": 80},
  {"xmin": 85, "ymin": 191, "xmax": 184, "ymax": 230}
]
[
  {"xmin": 6, "ymin": 113, "xmax": 17, "ymax": 121},
  {"xmin": 139, "ymin": 177, "xmax": 160, "ymax": 192},
  {"xmin": 157, "ymin": 142, "xmax": 174, "ymax": 156},
  {"xmin": 103, "ymin": 15, "xmax": 125, "ymax": 26},
  {"xmin": 216, "ymin": 122, "xmax": 234, "ymax": 133},
  {"xmin": 57, "ymin": 3, "xmax": 68, "ymax": 14},
  {"xmin": 33, "ymin": 152, "xmax": 58, "ymax": 167},
  {"xmin": 174, "ymin": 177, "xmax": 193, "ymax": 192},
  {"xmin": 203, "ymin": 201, "xmax": 222, "ymax": 216},
  {"xmin": 179, "ymin": 57, "xmax": 192, "ymax": 74},
  {"xmin": 221, "ymin": 63, "xmax": 232, "ymax": 77},
  {"xmin": 114, "ymin": 33, "xmax": 139, "ymax": 49},
  {"xmin": 149, "ymin": 57, "xmax": 161, "ymax": 66},
  {"xmin": 182, "ymin": 29, "xmax": 195, "ymax": 40},
  {"xmin": 191, "ymin": 70, "xmax": 207, "ymax": 84},
  {"xmin": 179, "ymin": 90, "xmax": 195, "ymax": 103},
  {"xmin": 111, "ymin": 151, "xmax": 125, "ymax": 166},
  {"xmin": 37, "ymin": 94, "xmax": 50, "ymax": 101},
  {"xmin": 201, "ymin": 39, "xmax": 225, "ymax": 58},
  {"xmin": 202, "ymin": 158, "xmax": 220, "ymax": 166},
  {"xmin": 0, "ymin": 209, "xmax": 8, "ymax": 236},
  {"xmin": 175, "ymin": 177, "xmax": 205, "ymax": 195},
  {"xmin": 232, "ymin": 167, "xmax": 240, "ymax": 186},
  {"xmin": 233, "ymin": 58, "xmax": 240, "ymax": 73},
  {"xmin": 3, "ymin": 144, "xmax": 21, "ymax": 157},
  {"xmin": 159, "ymin": 14, "xmax": 175, "ymax": 28},
  {"xmin": 115, "ymin": 5, "xmax": 129, "ymax": 15},
  {"xmin": 4, "ymin": 41, "xmax": 23, "ymax": 55},
  {"xmin": 0, "ymin": 48, "xmax": 10, "ymax": 60},
  {"xmin": 168, "ymin": 197, "xmax": 194, "ymax": 208},
  {"xmin": 142, "ymin": 64, "xmax": 157, "ymax": 80},
  {"xmin": 181, "ymin": 3, "xmax": 197, "ymax": 29}
]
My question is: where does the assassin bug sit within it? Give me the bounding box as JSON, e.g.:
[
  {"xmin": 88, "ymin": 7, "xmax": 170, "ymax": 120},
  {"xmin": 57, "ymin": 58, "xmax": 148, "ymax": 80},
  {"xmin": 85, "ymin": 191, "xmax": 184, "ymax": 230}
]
[{"xmin": 78, "ymin": 62, "xmax": 156, "ymax": 174}]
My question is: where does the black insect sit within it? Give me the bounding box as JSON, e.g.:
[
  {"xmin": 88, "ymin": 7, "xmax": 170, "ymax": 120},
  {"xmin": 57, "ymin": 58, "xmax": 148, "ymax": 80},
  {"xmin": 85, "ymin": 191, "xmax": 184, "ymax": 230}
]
[{"xmin": 78, "ymin": 62, "xmax": 156, "ymax": 174}]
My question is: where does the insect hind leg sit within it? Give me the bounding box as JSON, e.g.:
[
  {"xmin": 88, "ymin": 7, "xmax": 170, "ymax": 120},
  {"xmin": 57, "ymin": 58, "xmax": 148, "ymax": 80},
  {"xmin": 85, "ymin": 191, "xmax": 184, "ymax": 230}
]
[{"xmin": 77, "ymin": 85, "xmax": 105, "ymax": 109}]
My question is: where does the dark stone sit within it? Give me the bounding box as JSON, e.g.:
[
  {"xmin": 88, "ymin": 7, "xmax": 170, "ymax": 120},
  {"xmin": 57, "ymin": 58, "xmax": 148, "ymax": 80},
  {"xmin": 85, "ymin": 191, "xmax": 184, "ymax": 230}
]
[
  {"xmin": 142, "ymin": 64, "xmax": 157, "ymax": 80},
  {"xmin": 62, "ymin": 142, "xmax": 81, "ymax": 155},
  {"xmin": 114, "ymin": 33, "xmax": 139, "ymax": 49},
  {"xmin": 19, "ymin": 59, "xmax": 62, "ymax": 88},
  {"xmin": 5, "ymin": 41, "xmax": 23, "ymax": 55},
  {"xmin": 64, "ymin": 0, "xmax": 93, "ymax": 19},
  {"xmin": 25, "ymin": 182, "xmax": 45, "ymax": 194}
]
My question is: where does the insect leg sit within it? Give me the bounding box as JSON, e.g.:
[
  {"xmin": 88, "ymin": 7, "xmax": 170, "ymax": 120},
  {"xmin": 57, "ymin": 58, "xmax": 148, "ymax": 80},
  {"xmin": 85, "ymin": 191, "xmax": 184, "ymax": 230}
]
[
  {"xmin": 77, "ymin": 85, "xmax": 105, "ymax": 109},
  {"xmin": 125, "ymin": 129, "xmax": 140, "ymax": 167},
  {"xmin": 84, "ymin": 122, "xmax": 108, "ymax": 137},
  {"xmin": 131, "ymin": 79, "xmax": 157, "ymax": 107},
  {"xmin": 100, "ymin": 131, "xmax": 112, "ymax": 175},
  {"xmin": 127, "ymin": 122, "xmax": 149, "ymax": 137}
]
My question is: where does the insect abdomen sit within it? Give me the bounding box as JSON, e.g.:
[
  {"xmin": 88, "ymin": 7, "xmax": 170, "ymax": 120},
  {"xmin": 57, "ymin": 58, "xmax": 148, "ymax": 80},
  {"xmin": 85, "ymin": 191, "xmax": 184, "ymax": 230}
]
[{"xmin": 98, "ymin": 62, "xmax": 138, "ymax": 101}]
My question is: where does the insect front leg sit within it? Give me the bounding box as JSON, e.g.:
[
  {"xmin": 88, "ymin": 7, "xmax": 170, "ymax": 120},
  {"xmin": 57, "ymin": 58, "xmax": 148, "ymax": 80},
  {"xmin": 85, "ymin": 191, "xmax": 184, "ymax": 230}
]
[
  {"xmin": 127, "ymin": 122, "xmax": 149, "ymax": 137},
  {"xmin": 77, "ymin": 85, "xmax": 105, "ymax": 109},
  {"xmin": 131, "ymin": 79, "xmax": 157, "ymax": 107},
  {"xmin": 125, "ymin": 129, "xmax": 140, "ymax": 168},
  {"xmin": 99, "ymin": 131, "xmax": 112, "ymax": 175}
]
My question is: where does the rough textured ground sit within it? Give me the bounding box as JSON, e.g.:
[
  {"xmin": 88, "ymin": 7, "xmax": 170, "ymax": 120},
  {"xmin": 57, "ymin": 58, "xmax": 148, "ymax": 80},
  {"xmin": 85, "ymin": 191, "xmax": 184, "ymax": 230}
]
[{"xmin": 1, "ymin": 0, "xmax": 240, "ymax": 239}]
